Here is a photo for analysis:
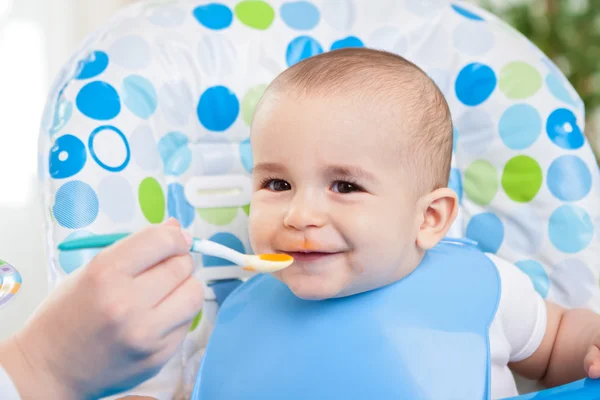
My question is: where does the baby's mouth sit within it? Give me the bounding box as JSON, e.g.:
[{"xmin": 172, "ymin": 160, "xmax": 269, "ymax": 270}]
[{"xmin": 284, "ymin": 250, "xmax": 342, "ymax": 263}]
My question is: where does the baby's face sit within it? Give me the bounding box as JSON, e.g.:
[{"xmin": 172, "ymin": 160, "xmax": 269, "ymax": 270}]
[{"xmin": 248, "ymin": 93, "xmax": 425, "ymax": 300}]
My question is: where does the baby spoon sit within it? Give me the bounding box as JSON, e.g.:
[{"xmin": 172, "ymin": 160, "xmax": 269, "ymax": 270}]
[{"xmin": 58, "ymin": 233, "xmax": 294, "ymax": 273}]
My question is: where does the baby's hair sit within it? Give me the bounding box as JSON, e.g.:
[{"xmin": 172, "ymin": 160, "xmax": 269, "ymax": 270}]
[{"xmin": 258, "ymin": 47, "xmax": 453, "ymax": 195}]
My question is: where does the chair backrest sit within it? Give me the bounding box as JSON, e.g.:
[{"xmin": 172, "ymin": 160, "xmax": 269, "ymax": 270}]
[{"xmin": 39, "ymin": 0, "xmax": 600, "ymax": 313}]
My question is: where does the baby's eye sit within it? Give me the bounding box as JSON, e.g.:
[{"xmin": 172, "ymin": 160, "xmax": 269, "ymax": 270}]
[
  {"xmin": 331, "ymin": 181, "xmax": 362, "ymax": 194},
  {"xmin": 264, "ymin": 179, "xmax": 291, "ymax": 192}
]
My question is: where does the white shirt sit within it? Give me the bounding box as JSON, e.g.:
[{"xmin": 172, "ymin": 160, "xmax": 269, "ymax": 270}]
[{"xmin": 486, "ymin": 253, "xmax": 547, "ymax": 399}]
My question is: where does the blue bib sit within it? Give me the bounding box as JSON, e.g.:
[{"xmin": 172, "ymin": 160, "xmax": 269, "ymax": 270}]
[{"xmin": 192, "ymin": 239, "xmax": 500, "ymax": 399}]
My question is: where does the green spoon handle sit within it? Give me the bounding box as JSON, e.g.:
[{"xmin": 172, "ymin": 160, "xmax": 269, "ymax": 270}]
[{"xmin": 58, "ymin": 233, "xmax": 131, "ymax": 251}]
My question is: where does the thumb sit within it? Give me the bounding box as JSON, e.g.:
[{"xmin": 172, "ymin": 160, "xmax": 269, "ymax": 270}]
[{"xmin": 163, "ymin": 217, "xmax": 181, "ymax": 228}]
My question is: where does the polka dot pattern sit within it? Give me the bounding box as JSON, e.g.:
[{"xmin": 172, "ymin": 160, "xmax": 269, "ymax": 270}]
[
  {"xmin": 455, "ymin": 63, "xmax": 496, "ymax": 106},
  {"xmin": 76, "ymin": 51, "xmax": 109, "ymax": 80},
  {"xmin": 464, "ymin": 160, "xmax": 498, "ymax": 206},
  {"xmin": 122, "ymin": 75, "xmax": 158, "ymax": 119},
  {"xmin": 197, "ymin": 86, "xmax": 240, "ymax": 131},
  {"xmin": 549, "ymin": 205, "xmax": 594, "ymax": 254},
  {"xmin": 168, "ymin": 183, "xmax": 195, "ymax": 228},
  {"xmin": 98, "ymin": 175, "xmax": 135, "ymax": 223},
  {"xmin": 466, "ymin": 213, "xmax": 504, "ymax": 254},
  {"xmin": 109, "ymin": 36, "xmax": 152, "ymax": 70},
  {"xmin": 286, "ymin": 36, "xmax": 323, "ymax": 66},
  {"xmin": 76, "ymin": 81, "xmax": 121, "ymax": 121},
  {"xmin": 40, "ymin": 0, "xmax": 600, "ymax": 336},
  {"xmin": 53, "ymin": 181, "xmax": 99, "ymax": 229},
  {"xmin": 499, "ymin": 104, "xmax": 541, "ymax": 150},
  {"xmin": 499, "ymin": 62, "xmax": 542, "ymax": 99},
  {"xmin": 193, "ymin": 4, "xmax": 233, "ymax": 30},
  {"xmin": 546, "ymin": 108, "xmax": 585, "ymax": 150},
  {"xmin": 547, "ymin": 156, "xmax": 592, "ymax": 202},
  {"xmin": 139, "ymin": 177, "xmax": 165, "ymax": 224},
  {"xmin": 502, "ymin": 156, "xmax": 543, "ymax": 203},
  {"xmin": 58, "ymin": 231, "xmax": 101, "ymax": 274},
  {"xmin": 89, "ymin": 126, "xmax": 131, "ymax": 172},
  {"xmin": 235, "ymin": 1, "xmax": 275, "ymax": 30},
  {"xmin": 158, "ymin": 132, "xmax": 193, "ymax": 176},
  {"xmin": 515, "ymin": 260, "xmax": 549, "ymax": 298},
  {"xmin": 49, "ymin": 135, "xmax": 87, "ymax": 179},
  {"xmin": 280, "ymin": 1, "xmax": 320, "ymax": 30}
]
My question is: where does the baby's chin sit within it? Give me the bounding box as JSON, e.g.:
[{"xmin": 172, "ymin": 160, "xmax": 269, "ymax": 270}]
[{"xmin": 273, "ymin": 267, "xmax": 350, "ymax": 300}]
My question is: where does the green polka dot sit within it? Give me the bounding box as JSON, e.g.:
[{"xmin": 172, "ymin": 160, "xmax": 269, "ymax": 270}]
[
  {"xmin": 464, "ymin": 160, "xmax": 499, "ymax": 206},
  {"xmin": 242, "ymin": 84, "xmax": 267, "ymax": 126},
  {"xmin": 139, "ymin": 177, "xmax": 165, "ymax": 224},
  {"xmin": 197, "ymin": 207, "xmax": 238, "ymax": 226},
  {"xmin": 189, "ymin": 310, "xmax": 202, "ymax": 332},
  {"xmin": 499, "ymin": 62, "xmax": 542, "ymax": 99},
  {"xmin": 502, "ymin": 156, "xmax": 543, "ymax": 203},
  {"xmin": 235, "ymin": 1, "xmax": 275, "ymax": 30},
  {"xmin": 242, "ymin": 204, "xmax": 250, "ymax": 216},
  {"xmin": 0, "ymin": 259, "xmax": 6, "ymax": 266}
]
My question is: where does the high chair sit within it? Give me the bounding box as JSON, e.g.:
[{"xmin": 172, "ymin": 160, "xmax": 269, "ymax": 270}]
[{"xmin": 38, "ymin": 1, "xmax": 600, "ymax": 398}]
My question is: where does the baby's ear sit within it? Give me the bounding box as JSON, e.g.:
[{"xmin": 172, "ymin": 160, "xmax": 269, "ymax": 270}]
[{"xmin": 415, "ymin": 188, "xmax": 458, "ymax": 250}]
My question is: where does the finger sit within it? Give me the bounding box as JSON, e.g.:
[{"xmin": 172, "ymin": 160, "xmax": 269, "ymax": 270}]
[
  {"xmin": 96, "ymin": 220, "xmax": 193, "ymax": 276},
  {"xmin": 152, "ymin": 276, "xmax": 205, "ymax": 337},
  {"xmin": 134, "ymin": 253, "xmax": 194, "ymax": 307},
  {"xmin": 584, "ymin": 346, "xmax": 600, "ymax": 378},
  {"xmin": 148, "ymin": 323, "xmax": 192, "ymax": 369}
]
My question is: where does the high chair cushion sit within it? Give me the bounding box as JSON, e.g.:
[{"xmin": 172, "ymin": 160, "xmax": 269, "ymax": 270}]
[{"xmin": 38, "ymin": 0, "xmax": 600, "ymax": 398}]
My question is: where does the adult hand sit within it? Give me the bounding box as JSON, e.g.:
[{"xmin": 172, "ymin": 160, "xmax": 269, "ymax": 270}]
[{"xmin": 0, "ymin": 219, "xmax": 203, "ymax": 399}]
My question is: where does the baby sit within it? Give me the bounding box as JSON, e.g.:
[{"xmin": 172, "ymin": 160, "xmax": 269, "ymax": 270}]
[{"xmin": 246, "ymin": 48, "xmax": 600, "ymax": 398}]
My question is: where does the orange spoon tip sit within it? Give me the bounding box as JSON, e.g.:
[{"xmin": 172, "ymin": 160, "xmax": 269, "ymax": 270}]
[{"xmin": 258, "ymin": 253, "xmax": 294, "ymax": 262}]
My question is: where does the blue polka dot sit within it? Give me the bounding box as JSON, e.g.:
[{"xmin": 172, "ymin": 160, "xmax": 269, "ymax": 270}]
[
  {"xmin": 466, "ymin": 212, "xmax": 504, "ymax": 254},
  {"xmin": 515, "ymin": 260, "xmax": 549, "ymax": 298},
  {"xmin": 197, "ymin": 86, "xmax": 239, "ymax": 132},
  {"xmin": 122, "ymin": 75, "xmax": 158, "ymax": 119},
  {"xmin": 89, "ymin": 126, "xmax": 131, "ymax": 172},
  {"xmin": 158, "ymin": 132, "xmax": 192, "ymax": 176},
  {"xmin": 549, "ymin": 205, "xmax": 594, "ymax": 253},
  {"xmin": 546, "ymin": 108, "xmax": 585, "ymax": 150},
  {"xmin": 203, "ymin": 232, "xmax": 245, "ymax": 267},
  {"xmin": 75, "ymin": 51, "xmax": 109, "ymax": 80},
  {"xmin": 49, "ymin": 134, "xmax": 87, "ymax": 179},
  {"xmin": 499, "ymin": 104, "xmax": 542, "ymax": 150},
  {"xmin": 59, "ymin": 231, "xmax": 100, "ymax": 274},
  {"xmin": 286, "ymin": 36, "xmax": 323, "ymax": 66},
  {"xmin": 240, "ymin": 137, "xmax": 253, "ymax": 173},
  {"xmin": 168, "ymin": 183, "xmax": 195, "ymax": 228},
  {"xmin": 455, "ymin": 63, "xmax": 496, "ymax": 106},
  {"xmin": 448, "ymin": 168, "xmax": 463, "ymax": 204},
  {"xmin": 49, "ymin": 99, "xmax": 73, "ymax": 135},
  {"xmin": 546, "ymin": 73, "xmax": 578, "ymax": 106},
  {"xmin": 193, "ymin": 3, "xmax": 233, "ymax": 30},
  {"xmin": 76, "ymin": 81, "xmax": 121, "ymax": 121},
  {"xmin": 547, "ymin": 155, "xmax": 592, "ymax": 202},
  {"xmin": 53, "ymin": 181, "xmax": 99, "ymax": 229},
  {"xmin": 451, "ymin": 3, "xmax": 484, "ymax": 20},
  {"xmin": 280, "ymin": 1, "xmax": 320, "ymax": 30},
  {"xmin": 452, "ymin": 127, "xmax": 458, "ymax": 153},
  {"xmin": 330, "ymin": 36, "xmax": 364, "ymax": 51}
]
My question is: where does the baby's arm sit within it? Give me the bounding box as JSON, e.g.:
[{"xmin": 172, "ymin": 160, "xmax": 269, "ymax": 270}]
[{"xmin": 510, "ymin": 302, "xmax": 600, "ymax": 387}]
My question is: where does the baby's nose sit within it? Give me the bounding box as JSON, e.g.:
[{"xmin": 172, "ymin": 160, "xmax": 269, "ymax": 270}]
[{"xmin": 283, "ymin": 196, "xmax": 327, "ymax": 230}]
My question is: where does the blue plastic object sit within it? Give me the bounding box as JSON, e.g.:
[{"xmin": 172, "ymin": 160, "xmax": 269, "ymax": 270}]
[
  {"xmin": 192, "ymin": 239, "xmax": 501, "ymax": 399},
  {"xmin": 507, "ymin": 378, "xmax": 600, "ymax": 399}
]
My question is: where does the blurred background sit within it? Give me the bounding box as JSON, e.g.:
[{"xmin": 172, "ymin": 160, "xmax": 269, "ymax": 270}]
[{"xmin": 0, "ymin": 0, "xmax": 598, "ymax": 338}]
